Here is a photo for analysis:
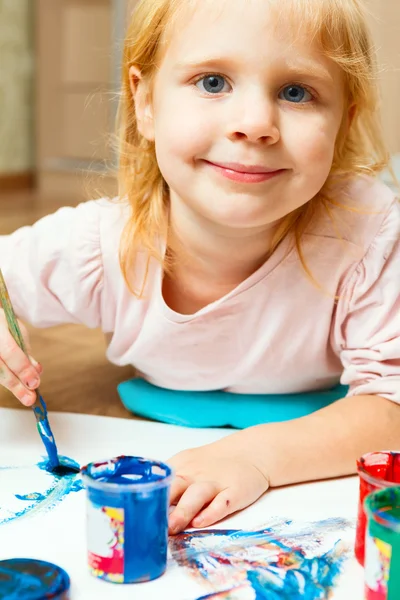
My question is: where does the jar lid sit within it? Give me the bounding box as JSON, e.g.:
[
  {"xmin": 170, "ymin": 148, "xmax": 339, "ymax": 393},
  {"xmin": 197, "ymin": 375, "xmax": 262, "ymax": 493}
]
[{"xmin": 0, "ymin": 558, "xmax": 70, "ymax": 599}]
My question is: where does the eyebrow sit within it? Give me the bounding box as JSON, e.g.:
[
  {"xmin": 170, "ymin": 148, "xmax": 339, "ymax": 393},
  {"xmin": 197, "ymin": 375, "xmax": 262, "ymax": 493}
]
[
  {"xmin": 175, "ymin": 57, "xmax": 236, "ymax": 72},
  {"xmin": 283, "ymin": 59, "xmax": 335, "ymax": 85},
  {"xmin": 175, "ymin": 56, "xmax": 335, "ymax": 85}
]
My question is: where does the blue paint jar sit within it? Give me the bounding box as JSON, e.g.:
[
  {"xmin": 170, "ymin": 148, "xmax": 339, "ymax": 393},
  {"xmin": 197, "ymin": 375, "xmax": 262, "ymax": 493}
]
[
  {"xmin": 81, "ymin": 455, "xmax": 172, "ymax": 584},
  {"xmin": 0, "ymin": 558, "xmax": 70, "ymax": 599}
]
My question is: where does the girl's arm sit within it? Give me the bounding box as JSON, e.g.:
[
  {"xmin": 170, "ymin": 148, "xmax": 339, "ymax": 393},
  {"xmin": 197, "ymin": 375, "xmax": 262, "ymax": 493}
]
[
  {"xmin": 227, "ymin": 393, "xmax": 400, "ymax": 487},
  {"xmin": 168, "ymin": 393, "xmax": 400, "ymax": 534},
  {"xmin": 0, "ymin": 201, "xmax": 106, "ymax": 329}
]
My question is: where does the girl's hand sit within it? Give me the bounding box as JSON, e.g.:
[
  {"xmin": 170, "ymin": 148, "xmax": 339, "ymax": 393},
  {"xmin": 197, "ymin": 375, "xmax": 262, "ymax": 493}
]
[
  {"xmin": 0, "ymin": 309, "xmax": 42, "ymax": 406},
  {"xmin": 167, "ymin": 435, "xmax": 270, "ymax": 534}
]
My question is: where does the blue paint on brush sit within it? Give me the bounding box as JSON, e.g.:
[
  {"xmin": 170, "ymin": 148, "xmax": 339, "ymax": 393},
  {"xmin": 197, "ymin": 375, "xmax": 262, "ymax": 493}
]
[
  {"xmin": 32, "ymin": 395, "xmax": 60, "ymax": 471},
  {"xmin": 0, "ymin": 558, "xmax": 70, "ymax": 599}
]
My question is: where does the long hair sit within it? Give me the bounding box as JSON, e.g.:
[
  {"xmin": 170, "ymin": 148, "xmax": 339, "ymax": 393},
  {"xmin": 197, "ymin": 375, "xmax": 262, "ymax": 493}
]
[{"xmin": 117, "ymin": 0, "xmax": 390, "ymax": 295}]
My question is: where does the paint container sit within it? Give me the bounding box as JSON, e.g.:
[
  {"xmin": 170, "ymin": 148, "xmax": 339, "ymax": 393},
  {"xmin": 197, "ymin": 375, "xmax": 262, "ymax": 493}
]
[
  {"xmin": 0, "ymin": 558, "xmax": 70, "ymax": 599},
  {"xmin": 81, "ymin": 455, "xmax": 172, "ymax": 584},
  {"xmin": 355, "ymin": 452, "xmax": 400, "ymax": 565},
  {"xmin": 364, "ymin": 487, "xmax": 400, "ymax": 600}
]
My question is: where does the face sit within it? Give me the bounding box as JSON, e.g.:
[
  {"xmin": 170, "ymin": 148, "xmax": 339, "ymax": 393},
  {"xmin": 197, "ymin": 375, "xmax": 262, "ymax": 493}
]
[{"xmin": 132, "ymin": 0, "xmax": 347, "ymax": 235}]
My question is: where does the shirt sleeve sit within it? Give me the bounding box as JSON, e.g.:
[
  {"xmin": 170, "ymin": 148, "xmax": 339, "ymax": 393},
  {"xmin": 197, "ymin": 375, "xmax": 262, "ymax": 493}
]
[
  {"xmin": 334, "ymin": 199, "xmax": 400, "ymax": 402},
  {"xmin": 0, "ymin": 200, "xmax": 105, "ymax": 328}
]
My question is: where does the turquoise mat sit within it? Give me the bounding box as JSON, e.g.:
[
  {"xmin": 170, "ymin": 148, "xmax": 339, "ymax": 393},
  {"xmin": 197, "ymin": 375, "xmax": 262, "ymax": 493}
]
[{"xmin": 118, "ymin": 378, "xmax": 347, "ymax": 429}]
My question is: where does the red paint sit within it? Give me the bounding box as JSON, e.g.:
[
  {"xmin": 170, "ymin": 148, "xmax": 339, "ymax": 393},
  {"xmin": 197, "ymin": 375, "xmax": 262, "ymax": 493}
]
[
  {"xmin": 88, "ymin": 549, "xmax": 123, "ymax": 578},
  {"xmin": 365, "ymin": 584, "xmax": 387, "ymax": 600},
  {"xmin": 355, "ymin": 451, "xmax": 400, "ymax": 565}
]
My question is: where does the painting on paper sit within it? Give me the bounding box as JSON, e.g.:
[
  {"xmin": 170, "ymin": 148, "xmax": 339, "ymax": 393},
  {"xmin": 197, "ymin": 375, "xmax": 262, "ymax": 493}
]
[{"xmin": 170, "ymin": 517, "xmax": 354, "ymax": 599}]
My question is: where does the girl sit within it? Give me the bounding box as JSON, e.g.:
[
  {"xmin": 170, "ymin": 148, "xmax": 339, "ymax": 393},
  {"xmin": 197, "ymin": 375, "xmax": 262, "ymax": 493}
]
[{"xmin": 0, "ymin": 0, "xmax": 399, "ymax": 535}]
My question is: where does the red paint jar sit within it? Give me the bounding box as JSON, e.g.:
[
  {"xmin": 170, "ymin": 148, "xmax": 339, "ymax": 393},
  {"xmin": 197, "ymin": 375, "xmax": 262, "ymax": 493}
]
[{"xmin": 355, "ymin": 451, "xmax": 400, "ymax": 566}]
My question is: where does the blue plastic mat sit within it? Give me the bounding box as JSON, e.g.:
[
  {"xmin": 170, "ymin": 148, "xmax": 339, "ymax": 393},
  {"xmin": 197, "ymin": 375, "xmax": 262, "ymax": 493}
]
[{"xmin": 118, "ymin": 378, "xmax": 347, "ymax": 429}]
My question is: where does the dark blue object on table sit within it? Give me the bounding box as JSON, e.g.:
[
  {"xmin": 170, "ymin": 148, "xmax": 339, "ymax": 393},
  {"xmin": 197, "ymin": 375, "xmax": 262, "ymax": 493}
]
[{"xmin": 0, "ymin": 558, "xmax": 70, "ymax": 599}]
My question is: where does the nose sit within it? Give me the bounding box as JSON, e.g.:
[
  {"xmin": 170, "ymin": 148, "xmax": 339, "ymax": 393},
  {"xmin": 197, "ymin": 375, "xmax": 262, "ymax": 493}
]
[{"xmin": 227, "ymin": 91, "xmax": 280, "ymax": 145}]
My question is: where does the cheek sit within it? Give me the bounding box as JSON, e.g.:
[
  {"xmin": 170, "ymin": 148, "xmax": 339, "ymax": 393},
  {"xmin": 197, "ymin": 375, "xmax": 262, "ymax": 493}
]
[
  {"xmin": 153, "ymin": 90, "xmax": 212, "ymax": 160},
  {"xmin": 286, "ymin": 113, "xmax": 339, "ymax": 165}
]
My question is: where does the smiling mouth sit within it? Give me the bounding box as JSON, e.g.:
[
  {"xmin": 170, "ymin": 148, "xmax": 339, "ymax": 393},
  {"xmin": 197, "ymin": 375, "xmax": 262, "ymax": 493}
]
[{"xmin": 203, "ymin": 160, "xmax": 287, "ymax": 184}]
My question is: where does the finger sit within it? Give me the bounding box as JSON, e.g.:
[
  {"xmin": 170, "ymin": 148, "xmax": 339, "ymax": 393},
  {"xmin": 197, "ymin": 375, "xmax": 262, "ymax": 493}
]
[
  {"xmin": 191, "ymin": 487, "xmax": 240, "ymax": 528},
  {"xmin": 29, "ymin": 355, "xmax": 43, "ymax": 374},
  {"xmin": 169, "ymin": 475, "xmax": 191, "ymax": 506},
  {"xmin": 0, "ymin": 335, "xmax": 41, "ymax": 391},
  {"xmin": 18, "ymin": 321, "xmax": 31, "ymax": 353},
  {"xmin": 169, "ymin": 481, "xmax": 219, "ymax": 535},
  {"xmin": 0, "ymin": 358, "xmax": 37, "ymax": 406}
]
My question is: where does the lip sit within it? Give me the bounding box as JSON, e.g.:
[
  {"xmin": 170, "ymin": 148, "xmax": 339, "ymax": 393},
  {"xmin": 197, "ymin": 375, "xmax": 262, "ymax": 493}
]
[{"xmin": 203, "ymin": 160, "xmax": 286, "ymax": 184}]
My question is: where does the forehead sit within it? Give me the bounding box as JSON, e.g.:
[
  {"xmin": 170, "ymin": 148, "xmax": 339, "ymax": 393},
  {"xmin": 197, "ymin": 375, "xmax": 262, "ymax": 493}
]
[{"xmin": 160, "ymin": 0, "xmax": 337, "ymax": 74}]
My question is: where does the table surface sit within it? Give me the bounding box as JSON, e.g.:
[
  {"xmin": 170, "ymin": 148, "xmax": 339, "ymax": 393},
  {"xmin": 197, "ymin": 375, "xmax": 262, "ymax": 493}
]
[{"xmin": 0, "ymin": 408, "xmax": 365, "ymax": 600}]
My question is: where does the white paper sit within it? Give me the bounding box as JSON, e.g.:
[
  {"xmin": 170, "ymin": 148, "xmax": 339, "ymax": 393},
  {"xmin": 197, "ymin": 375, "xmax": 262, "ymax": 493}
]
[{"xmin": 0, "ymin": 408, "xmax": 364, "ymax": 599}]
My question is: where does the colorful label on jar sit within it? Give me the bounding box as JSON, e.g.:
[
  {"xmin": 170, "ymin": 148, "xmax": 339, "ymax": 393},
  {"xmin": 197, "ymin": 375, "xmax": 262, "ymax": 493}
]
[
  {"xmin": 365, "ymin": 532, "xmax": 392, "ymax": 600},
  {"xmin": 87, "ymin": 501, "xmax": 125, "ymax": 583}
]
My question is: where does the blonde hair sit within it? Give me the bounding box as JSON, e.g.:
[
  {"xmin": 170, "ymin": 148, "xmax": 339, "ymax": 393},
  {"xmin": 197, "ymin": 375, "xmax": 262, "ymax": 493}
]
[{"xmin": 117, "ymin": 0, "xmax": 390, "ymax": 295}]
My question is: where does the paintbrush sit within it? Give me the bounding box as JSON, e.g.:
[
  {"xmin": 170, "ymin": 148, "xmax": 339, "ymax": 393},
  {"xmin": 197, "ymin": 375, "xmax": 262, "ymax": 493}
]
[{"xmin": 0, "ymin": 269, "xmax": 60, "ymax": 471}]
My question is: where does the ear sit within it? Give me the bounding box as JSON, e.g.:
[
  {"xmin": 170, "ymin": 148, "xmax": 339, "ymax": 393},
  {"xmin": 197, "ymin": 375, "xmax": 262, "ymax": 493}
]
[{"xmin": 129, "ymin": 65, "xmax": 155, "ymax": 141}]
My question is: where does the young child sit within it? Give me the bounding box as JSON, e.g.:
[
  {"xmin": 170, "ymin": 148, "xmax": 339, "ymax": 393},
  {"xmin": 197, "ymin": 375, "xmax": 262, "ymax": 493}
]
[{"xmin": 0, "ymin": 0, "xmax": 399, "ymax": 535}]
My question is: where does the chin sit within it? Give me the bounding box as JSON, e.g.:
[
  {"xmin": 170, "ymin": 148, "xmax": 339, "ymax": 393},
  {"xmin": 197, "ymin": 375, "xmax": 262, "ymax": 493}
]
[{"xmin": 208, "ymin": 212, "xmax": 276, "ymax": 230}]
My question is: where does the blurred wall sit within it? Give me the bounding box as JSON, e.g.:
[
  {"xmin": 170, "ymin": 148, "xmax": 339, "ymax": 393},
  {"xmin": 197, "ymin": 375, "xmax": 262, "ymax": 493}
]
[
  {"xmin": 368, "ymin": 0, "xmax": 400, "ymax": 156},
  {"xmin": 0, "ymin": 0, "xmax": 398, "ymax": 183},
  {"xmin": 0, "ymin": 0, "xmax": 34, "ymax": 174}
]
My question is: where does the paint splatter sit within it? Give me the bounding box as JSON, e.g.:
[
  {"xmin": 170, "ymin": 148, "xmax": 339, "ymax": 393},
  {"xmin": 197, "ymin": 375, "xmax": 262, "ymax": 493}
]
[
  {"xmin": 170, "ymin": 517, "xmax": 354, "ymax": 600},
  {"xmin": 0, "ymin": 456, "xmax": 83, "ymax": 527},
  {"xmin": 15, "ymin": 492, "xmax": 47, "ymax": 502}
]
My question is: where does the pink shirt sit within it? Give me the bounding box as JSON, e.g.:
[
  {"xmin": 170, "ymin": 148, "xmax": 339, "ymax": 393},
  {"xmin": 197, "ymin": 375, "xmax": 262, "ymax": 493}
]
[{"xmin": 1, "ymin": 176, "xmax": 399, "ymax": 402}]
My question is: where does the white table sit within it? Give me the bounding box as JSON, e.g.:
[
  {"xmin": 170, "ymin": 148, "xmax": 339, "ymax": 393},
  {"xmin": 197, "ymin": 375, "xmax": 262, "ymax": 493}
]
[{"xmin": 0, "ymin": 409, "xmax": 364, "ymax": 599}]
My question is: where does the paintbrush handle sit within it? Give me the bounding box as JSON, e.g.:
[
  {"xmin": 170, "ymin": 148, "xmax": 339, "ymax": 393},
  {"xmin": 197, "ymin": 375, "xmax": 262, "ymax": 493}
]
[
  {"xmin": 0, "ymin": 270, "xmax": 27, "ymax": 352},
  {"xmin": 0, "ymin": 270, "xmax": 59, "ymax": 468},
  {"xmin": 0, "ymin": 269, "xmax": 41, "ymax": 411}
]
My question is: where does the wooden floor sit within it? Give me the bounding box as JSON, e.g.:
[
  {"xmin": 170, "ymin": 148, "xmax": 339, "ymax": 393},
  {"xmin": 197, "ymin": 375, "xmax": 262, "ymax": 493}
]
[{"xmin": 0, "ymin": 190, "xmax": 136, "ymax": 418}]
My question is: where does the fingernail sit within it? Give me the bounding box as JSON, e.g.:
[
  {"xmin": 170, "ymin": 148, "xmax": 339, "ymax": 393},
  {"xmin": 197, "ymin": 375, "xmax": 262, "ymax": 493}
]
[
  {"xmin": 22, "ymin": 393, "xmax": 35, "ymax": 406},
  {"xmin": 168, "ymin": 520, "xmax": 178, "ymax": 535},
  {"xmin": 26, "ymin": 378, "xmax": 39, "ymax": 389},
  {"xmin": 30, "ymin": 358, "xmax": 43, "ymax": 373}
]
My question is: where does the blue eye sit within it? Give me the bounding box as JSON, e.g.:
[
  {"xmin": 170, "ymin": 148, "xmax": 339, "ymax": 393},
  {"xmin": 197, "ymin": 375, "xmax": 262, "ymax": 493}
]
[
  {"xmin": 196, "ymin": 75, "xmax": 230, "ymax": 94},
  {"xmin": 280, "ymin": 85, "xmax": 313, "ymax": 103}
]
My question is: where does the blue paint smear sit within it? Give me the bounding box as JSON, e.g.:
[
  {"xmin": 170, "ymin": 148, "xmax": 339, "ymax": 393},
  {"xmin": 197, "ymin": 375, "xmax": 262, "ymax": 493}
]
[
  {"xmin": 15, "ymin": 492, "xmax": 47, "ymax": 502},
  {"xmin": 32, "ymin": 395, "xmax": 60, "ymax": 470},
  {"xmin": 0, "ymin": 456, "xmax": 83, "ymax": 527},
  {"xmin": 171, "ymin": 520, "xmax": 351, "ymax": 600},
  {"xmin": 0, "ymin": 558, "xmax": 70, "ymax": 600},
  {"xmin": 37, "ymin": 455, "xmax": 80, "ymax": 477},
  {"xmin": 244, "ymin": 547, "xmax": 346, "ymax": 600}
]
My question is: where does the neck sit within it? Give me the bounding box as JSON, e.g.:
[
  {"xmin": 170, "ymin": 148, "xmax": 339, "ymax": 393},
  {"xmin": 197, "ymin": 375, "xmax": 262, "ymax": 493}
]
[{"xmin": 168, "ymin": 201, "xmax": 277, "ymax": 286}]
